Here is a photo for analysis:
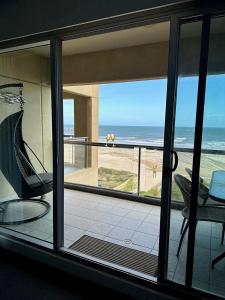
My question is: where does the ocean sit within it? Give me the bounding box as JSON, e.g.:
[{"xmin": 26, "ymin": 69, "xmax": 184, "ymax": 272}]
[
  {"xmin": 64, "ymin": 125, "xmax": 225, "ymax": 150},
  {"xmin": 99, "ymin": 125, "xmax": 225, "ymax": 150}
]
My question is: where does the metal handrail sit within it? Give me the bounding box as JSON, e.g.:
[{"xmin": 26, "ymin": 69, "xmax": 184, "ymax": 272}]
[
  {"xmin": 64, "ymin": 140, "xmax": 162, "ymax": 150},
  {"xmin": 63, "ymin": 139, "xmax": 225, "ymax": 155}
]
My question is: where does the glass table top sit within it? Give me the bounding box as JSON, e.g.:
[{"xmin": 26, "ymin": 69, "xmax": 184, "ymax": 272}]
[{"xmin": 209, "ymin": 170, "xmax": 225, "ymax": 201}]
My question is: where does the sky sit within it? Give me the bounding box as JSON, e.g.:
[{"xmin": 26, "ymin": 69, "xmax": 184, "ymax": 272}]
[
  {"xmin": 99, "ymin": 75, "xmax": 225, "ymax": 128},
  {"xmin": 63, "ymin": 75, "xmax": 225, "ymax": 128},
  {"xmin": 63, "ymin": 99, "xmax": 74, "ymax": 126},
  {"xmin": 99, "ymin": 80, "xmax": 167, "ymax": 126}
]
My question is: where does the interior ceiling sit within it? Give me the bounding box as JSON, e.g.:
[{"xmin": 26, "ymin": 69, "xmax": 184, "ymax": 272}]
[
  {"xmin": 31, "ymin": 22, "xmax": 170, "ymax": 57},
  {"xmin": 28, "ymin": 17, "xmax": 225, "ymax": 58},
  {"xmin": 62, "ymin": 22, "xmax": 170, "ymax": 56}
]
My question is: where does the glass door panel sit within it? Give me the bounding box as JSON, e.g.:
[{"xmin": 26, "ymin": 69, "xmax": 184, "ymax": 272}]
[
  {"xmin": 164, "ymin": 20, "xmax": 203, "ymax": 283},
  {"xmin": 62, "ymin": 20, "xmax": 170, "ymax": 280},
  {"xmin": 192, "ymin": 16, "xmax": 225, "ymax": 297}
]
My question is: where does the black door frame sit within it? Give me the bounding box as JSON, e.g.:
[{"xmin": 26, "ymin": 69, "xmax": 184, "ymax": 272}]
[
  {"xmin": 158, "ymin": 14, "xmax": 180, "ymax": 281},
  {"xmin": 158, "ymin": 11, "xmax": 223, "ymax": 290},
  {"xmin": 51, "ymin": 39, "xmax": 64, "ymax": 251},
  {"xmin": 57, "ymin": 8, "xmax": 221, "ymax": 290},
  {"xmin": 185, "ymin": 14, "xmax": 211, "ymax": 287}
]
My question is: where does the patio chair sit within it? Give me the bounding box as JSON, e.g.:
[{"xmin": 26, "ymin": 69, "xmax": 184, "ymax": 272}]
[
  {"xmin": 185, "ymin": 168, "xmax": 209, "ymax": 205},
  {"xmin": 0, "ymin": 110, "xmax": 52, "ymax": 225},
  {"xmin": 174, "ymin": 174, "xmax": 225, "ymax": 257}
]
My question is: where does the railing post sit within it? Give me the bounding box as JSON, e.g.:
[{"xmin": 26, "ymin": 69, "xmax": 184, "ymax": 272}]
[
  {"xmin": 137, "ymin": 147, "xmax": 141, "ymax": 196},
  {"xmin": 72, "ymin": 143, "xmax": 74, "ymax": 165}
]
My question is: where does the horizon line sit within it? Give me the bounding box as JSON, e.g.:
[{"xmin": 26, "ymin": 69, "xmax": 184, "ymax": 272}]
[{"xmin": 65, "ymin": 124, "xmax": 225, "ymax": 129}]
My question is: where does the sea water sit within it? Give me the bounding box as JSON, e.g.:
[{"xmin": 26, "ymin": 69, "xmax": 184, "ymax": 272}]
[
  {"xmin": 99, "ymin": 125, "xmax": 225, "ymax": 150},
  {"xmin": 64, "ymin": 124, "xmax": 225, "ymax": 150}
]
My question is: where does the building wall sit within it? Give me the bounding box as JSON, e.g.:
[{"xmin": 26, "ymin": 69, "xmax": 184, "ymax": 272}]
[
  {"xmin": 63, "ymin": 85, "xmax": 99, "ymax": 186},
  {"xmin": 63, "ymin": 85, "xmax": 99, "ymax": 142},
  {"xmin": 0, "ymin": 49, "xmax": 52, "ymax": 199}
]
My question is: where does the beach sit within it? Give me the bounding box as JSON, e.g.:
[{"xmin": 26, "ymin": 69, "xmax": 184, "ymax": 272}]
[
  {"xmin": 64, "ymin": 143, "xmax": 225, "ymax": 200},
  {"xmin": 64, "ymin": 124, "xmax": 225, "ymax": 198}
]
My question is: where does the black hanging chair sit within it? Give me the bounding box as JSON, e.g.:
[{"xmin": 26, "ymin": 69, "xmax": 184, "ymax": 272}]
[{"xmin": 0, "ymin": 83, "xmax": 52, "ymax": 225}]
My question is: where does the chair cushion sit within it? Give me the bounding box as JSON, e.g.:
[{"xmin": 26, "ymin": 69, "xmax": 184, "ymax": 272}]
[{"xmin": 25, "ymin": 173, "xmax": 53, "ymax": 188}]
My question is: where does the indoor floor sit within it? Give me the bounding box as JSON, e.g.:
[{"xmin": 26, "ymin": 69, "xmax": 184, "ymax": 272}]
[{"xmin": 2, "ymin": 189, "xmax": 225, "ymax": 297}]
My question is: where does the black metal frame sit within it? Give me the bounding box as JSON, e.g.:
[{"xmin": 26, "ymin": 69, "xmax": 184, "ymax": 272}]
[
  {"xmin": 159, "ymin": 9, "xmax": 225, "ymax": 293},
  {"xmin": 158, "ymin": 15, "xmax": 180, "ymax": 281},
  {"xmin": 0, "ymin": 198, "xmax": 50, "ymax": 225},
  {"xmin": 157, "ymin": 7, "xmax": 225, "ymax": 299},
  {"xmin": 51, "ymin": 39, "xmax": 64, "ymax": 251},
  {"xmin": 159, "ymin": 11, "xmax": 212, "ymax": 290},
  {"xmin": 0, "ymin": 1, "xmax": 224, "ymax": 300},
  {"xmin": 185, "ymin": 14, "xmax": 211, "ymax": 287}
]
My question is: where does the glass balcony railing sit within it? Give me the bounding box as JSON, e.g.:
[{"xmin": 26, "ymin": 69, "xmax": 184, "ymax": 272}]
[
  {"xmin": 64, "ymin": 138, "xmax": 225, "ymax": 203},
  {"xmin": 64, "ymin": 137, "xmax": 88, "ymax": 171}
]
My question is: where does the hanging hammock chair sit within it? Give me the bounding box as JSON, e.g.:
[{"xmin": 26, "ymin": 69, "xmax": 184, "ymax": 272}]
[{"xmin": 0, "ymin": 83, "xmax": 52, "ymax": 225}]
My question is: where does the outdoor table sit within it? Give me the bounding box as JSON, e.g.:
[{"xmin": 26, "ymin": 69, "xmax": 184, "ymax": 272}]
[
  {"xmin": 209, "ymin": 170, "xmax": 225, "ymax": 267},
  {"xmin": 209, "ymin": 170, "xmax": 225, "ymax": 204}
]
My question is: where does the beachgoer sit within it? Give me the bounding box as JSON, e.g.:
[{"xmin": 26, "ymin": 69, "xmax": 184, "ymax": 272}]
[{"xmin": 152, "ymin": 164, "xmax": 157, "ymax": 178}]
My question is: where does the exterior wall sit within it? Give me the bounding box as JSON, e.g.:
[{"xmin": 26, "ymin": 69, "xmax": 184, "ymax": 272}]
[
  {"xmin": 0, "ymin": 50, "xmax": 52, "ymax": 200},
  {"xmin": 63, "ymin": 85, "xmax": 99, "ymax": 186},
  {"xmin": 63, "ymin": 85, "xmax": 99, "ymax": 142}
]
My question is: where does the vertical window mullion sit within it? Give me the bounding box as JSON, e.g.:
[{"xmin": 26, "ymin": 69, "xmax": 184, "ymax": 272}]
[
  {"xmin": 51, "ymin": 38, "xmax": 64, "ymax": 251},
  {"xmin": 158, "ymin": 16, "xmax": 180, "ymax": 281},
  {"xmin": 185, "ymin": 14, "xmax": 211, "ymax": 288}
]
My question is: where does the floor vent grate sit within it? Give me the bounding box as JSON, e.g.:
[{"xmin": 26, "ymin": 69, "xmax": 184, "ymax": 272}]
[{"xmin": 69, "ymin": 235, "xmax": 158, "ymax": 277}]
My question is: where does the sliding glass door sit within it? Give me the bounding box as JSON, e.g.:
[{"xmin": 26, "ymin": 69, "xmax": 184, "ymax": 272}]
[
  {"xmin": 61, "ymin": 20, "xmax": 171, "ymax": 280},
  {"xmin": 160, "ymin": 18, "xmax": 203, "ymax": 284},
  {"xmin": 192, "ymin": 15, "xmax": 225, "ymax": 297},
  {"xmin": 159, "ymin": 13, "xmax": 225, "ymax": 299}
]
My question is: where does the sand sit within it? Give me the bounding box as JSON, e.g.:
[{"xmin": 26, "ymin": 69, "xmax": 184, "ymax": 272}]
[
  {"xmin": 98, "ymin": 147, "xmax": 225, "ymax": 192},
  {"xmin": 64, "ymin": 143, "xmax": 225, "ymax": 193}
]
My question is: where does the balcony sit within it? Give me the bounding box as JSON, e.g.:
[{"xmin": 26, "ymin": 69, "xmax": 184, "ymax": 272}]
[
  {"xmin": 3, "ymin": 188, "xmax": 225, "ymax": 294},
  {"xmin": 1, "ymin": 138, "xmax": 224, "ymax": 295}
]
